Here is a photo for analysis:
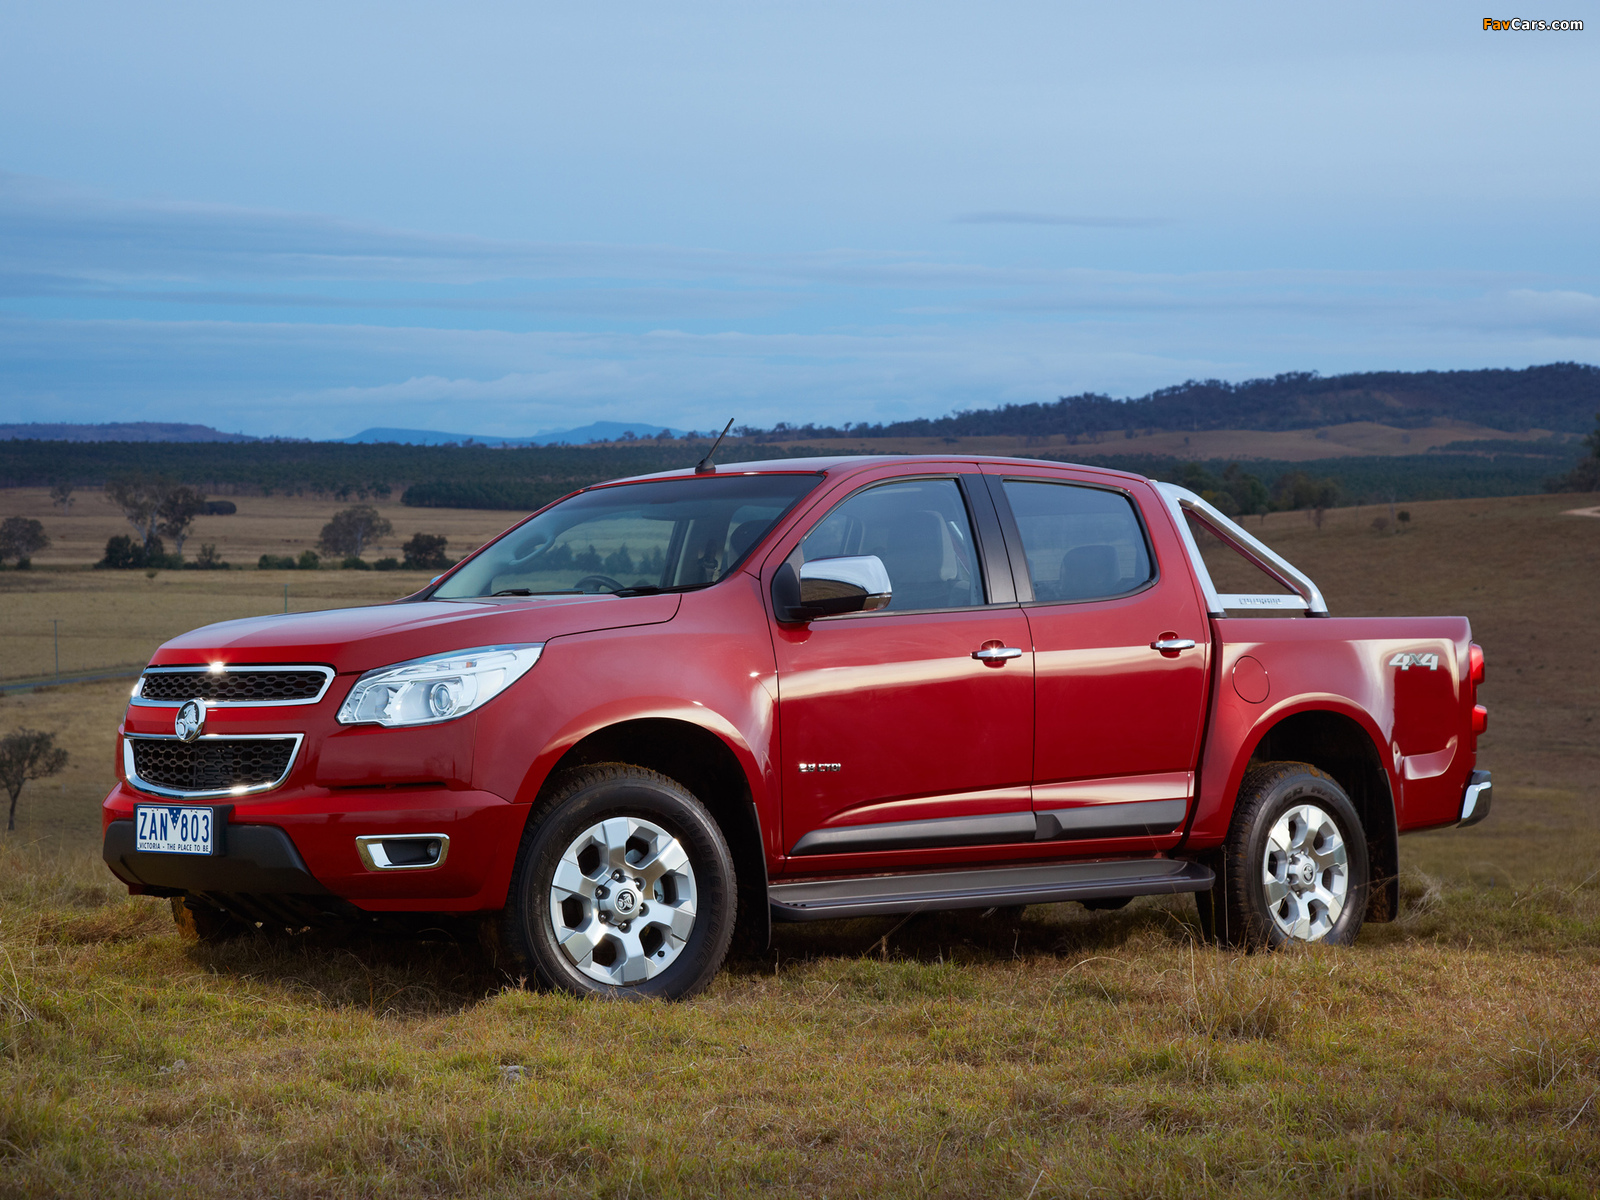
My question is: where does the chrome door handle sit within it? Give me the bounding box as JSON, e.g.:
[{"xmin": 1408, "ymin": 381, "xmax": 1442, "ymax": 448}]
[
  {"xmin": 1150, "ymin": 638, "xmax": 1197, "ymax": 652},
  {"xmin": 972, "ymin": 646, "xmax": 1024, "ymax": 661}
]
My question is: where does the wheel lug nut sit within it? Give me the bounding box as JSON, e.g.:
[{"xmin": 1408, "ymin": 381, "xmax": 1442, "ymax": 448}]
[
  {"xmin": 613, "ymin": 870, "xmax": 625, "ymax": 882},
  {"xmin": 595, "ymin": 886, "xmax": 609, "ymax": 899},
  {"xmin": 639, "ymin": 903, "xmax": 649, "ymax": 915},
  {"xmin": 619, "ymin": 921, "xmax": 631, "ymax": 933}
]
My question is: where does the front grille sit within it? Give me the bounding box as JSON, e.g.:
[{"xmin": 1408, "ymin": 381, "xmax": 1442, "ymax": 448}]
[
  {"xmin": 139, "ymin": 668, "xmax": 330, "ymax": 704},
  {"xmin": 129, "ymin": 738, "xmax": 297, "ymax": 794}
]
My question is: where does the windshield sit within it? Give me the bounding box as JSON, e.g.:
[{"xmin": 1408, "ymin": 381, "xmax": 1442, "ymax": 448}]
[{"xmin": 432, "ymin": 473, "xmax": 823, "ymax": 599}]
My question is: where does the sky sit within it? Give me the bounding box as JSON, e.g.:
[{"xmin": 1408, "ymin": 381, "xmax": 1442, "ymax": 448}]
[{"xmin": 1, "ymin": 1, "xmax": 1596, "ymax": 439}]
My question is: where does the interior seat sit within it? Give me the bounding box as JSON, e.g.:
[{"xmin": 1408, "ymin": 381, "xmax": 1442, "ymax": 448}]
[{"xmin": 1057, "ymin": 544, "xmax": 1122, "ymax": 601}]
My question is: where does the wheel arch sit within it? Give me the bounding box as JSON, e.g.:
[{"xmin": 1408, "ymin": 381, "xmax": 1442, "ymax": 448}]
[
  {"xmin": 533, "ymin": 717, "xmax": 770, "ymax": 952},
  {"xmin": 1246, "ymin": 708, "xmax": 1400, "ymax": 923}
]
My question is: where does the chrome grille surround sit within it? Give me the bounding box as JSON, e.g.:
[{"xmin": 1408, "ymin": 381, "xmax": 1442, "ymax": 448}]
[
  {"xmin": 123, "ymin": 734, "xmax": 304, "ymax": 799},
  {"xmin": 133, "ymin": 665, "xmax": 335, "ymax": 707}
]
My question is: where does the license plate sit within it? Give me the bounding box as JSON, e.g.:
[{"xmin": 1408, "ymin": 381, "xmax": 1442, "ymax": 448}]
[{"xmin": 135, "ymin": 805, "xmax": 219, "ymax": 855}]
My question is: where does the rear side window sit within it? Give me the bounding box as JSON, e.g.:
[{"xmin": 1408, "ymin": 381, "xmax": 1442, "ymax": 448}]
[{"xmin": 1001, "ymin": 480, "xmax": 1154, "ymax": 602}]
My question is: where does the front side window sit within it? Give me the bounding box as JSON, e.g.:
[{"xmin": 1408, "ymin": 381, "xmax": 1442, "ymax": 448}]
[
  {"xmin": 800, "ymin": 478, "xmax": 983, "ymax": 611},
  {"xmin": 1001, "ymin": 480, "xmax": 1153, "ymax": 602},
  {"xmin": 434, "ymin": 474, "xmax": 821, "ymax": 598}
]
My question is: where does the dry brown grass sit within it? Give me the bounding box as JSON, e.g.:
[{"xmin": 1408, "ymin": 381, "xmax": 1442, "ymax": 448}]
[
  {"xmin": 0, "ymin": 569, "xmax": 444, "ymax": 683},
  {"xmin": 0, "ymin": 490, "xmax": 1597, "ymax": 1197},
  {"xmin": 0, "ymin": 488, "xmax": 524, "ymax": 569}
]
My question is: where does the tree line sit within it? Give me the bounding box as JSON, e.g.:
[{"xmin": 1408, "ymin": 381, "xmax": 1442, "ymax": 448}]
[{"xmin": 730, "ymin": 363, "xmax": 1600, "ymax": 440}]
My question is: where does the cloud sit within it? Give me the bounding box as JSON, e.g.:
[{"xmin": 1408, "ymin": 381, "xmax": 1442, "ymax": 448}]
[
  {"xmin": 953, "ymin": 212, "xmax": 1171, "ymax": 229},
  {"xmin": 1, "ymin": 173, "xmax": 1597, "ymax": 439}
]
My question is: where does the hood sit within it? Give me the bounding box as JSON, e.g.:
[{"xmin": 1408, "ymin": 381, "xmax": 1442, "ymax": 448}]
[{"xmin": 149, "ymin": 593, "xmax": 682, "ymax": 674}]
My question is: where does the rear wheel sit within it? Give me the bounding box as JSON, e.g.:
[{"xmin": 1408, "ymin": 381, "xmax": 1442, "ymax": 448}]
[
  {"xmin": 1197, "ymin": 761, "xmax": 1369, "ymax": 949},
  {"xmin": 501, "ymin": 764, "xmax": 736, "ymax": 1000}
]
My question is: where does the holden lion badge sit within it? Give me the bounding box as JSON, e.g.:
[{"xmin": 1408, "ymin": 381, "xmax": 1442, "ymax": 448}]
[{"xmin": 174, "ymin": 698, "xmax": 207, "ymax": 743}]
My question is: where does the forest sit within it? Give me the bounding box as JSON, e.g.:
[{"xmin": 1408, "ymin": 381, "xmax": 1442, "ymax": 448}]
[{"xmin": 736, "ymin": 363, "xmax": 1600, "ymax": 441}]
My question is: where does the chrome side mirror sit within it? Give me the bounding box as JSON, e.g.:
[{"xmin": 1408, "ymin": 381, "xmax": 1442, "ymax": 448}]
[{"xmin": 774, "ymin": 555, "xmax": 892, "ymax": 622}]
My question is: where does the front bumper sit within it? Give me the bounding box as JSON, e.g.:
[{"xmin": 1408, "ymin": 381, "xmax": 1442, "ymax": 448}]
[
  {"xmin": 101, "ymin": 782, "xmax": 527, "ymax": 913},
  {"xmin": 1458, "ymin": 770, "xmax": 1492, "ymax": 828}
]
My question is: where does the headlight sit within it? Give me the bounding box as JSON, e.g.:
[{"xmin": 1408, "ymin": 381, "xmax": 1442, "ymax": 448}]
[{"xmin": 336, "ymin": 644, "xmax": 543, "ymax": 727}]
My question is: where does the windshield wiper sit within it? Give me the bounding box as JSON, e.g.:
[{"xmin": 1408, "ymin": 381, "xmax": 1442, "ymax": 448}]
[
  {"xmin": 612, "ymin": 583, "xmax": 708, "ymax": 597},
  {"xmin": 491, "ymin": 588, "xmax": 584, "ymax": 597}
]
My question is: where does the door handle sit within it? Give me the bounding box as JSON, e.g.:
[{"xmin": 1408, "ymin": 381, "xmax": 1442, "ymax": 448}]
[
  {"xmin": 972, "ymin": 646, "xmax": 1024, "ymax": 661},
  {"xmin": 1150, "ymin": 638, "xmax": 1197, "ymax": 652}
]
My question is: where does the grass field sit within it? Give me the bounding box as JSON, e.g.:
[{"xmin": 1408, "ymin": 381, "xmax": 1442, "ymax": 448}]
[
  {"xmin": 0, "ymin": 488, "xmax": 525, "ymax": 571},
  {"xmin": 1, "ymin": 492, "xmax": 1597, "ymax": 1197}
]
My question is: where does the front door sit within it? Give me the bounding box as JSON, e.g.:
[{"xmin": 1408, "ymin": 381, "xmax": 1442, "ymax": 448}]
[
  {"xmin": 771, "ymin": 475, "xmax": 1035, "ymax": 864},
  {"xmin": 985, "ymin": 471, "xmax": 1210, "ymax": 848}
]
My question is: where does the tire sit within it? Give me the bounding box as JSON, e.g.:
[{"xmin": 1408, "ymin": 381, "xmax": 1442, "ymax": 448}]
[
  {"xmin": 1197, "ymin": 761, "xmax": 1369, "ymax": 949},
  {"xmin": 501, "ymin": 764, "xmax": 737, "ymax": 1000},
  {"xmin": 170, "ymin": 896, "xmax": 249, "ymax": 943}
]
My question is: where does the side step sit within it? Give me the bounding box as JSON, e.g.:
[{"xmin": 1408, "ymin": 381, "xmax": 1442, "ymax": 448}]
[{"xmin": 768, "ymin": 858, "xmax": 1214, "ymax": 922}]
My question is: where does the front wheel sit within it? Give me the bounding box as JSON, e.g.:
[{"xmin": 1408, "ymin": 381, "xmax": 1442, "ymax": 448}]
[
  {"xmin": 1197, "ymin": 761, "xmax": 1369, "ymax": 949},
  {"xmin": 501, "ymin": 764, "xmax": 737, "ymax": 1000}
]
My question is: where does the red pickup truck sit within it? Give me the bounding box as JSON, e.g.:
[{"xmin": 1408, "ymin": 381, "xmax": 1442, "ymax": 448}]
[{"xmin": 102, "ymin": 455, "xmax": 1489, "ymax": 998}]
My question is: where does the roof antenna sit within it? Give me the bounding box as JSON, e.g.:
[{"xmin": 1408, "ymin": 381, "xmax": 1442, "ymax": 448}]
[{"xmin": 695, "ymin": 418, "xmax": 736, "ymax": 474}]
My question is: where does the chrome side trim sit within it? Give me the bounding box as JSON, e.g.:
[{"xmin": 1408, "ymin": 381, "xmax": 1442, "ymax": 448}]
[
  {"xmin": 1458, "ymin": 770, "xmax": 1492, "ymax": 827},
  {"xmin": 132, "ymin": 664, "xmax": 336, "ymax": 708},
  {"xmin": 790, "ymin": 812, "xmax": 1036, "ymax": 856},
  {"xmin": 1034, "ymin": 798, "xmax": 1188, "ymax": 841},
  {"xmin": 1155, "ymin": 483, "xmax": 1329, "ymax": 617},
  {"xmin": 122, "ymin": 733, "xmax": 304, "ymax": 800},
  {"xmin": 355, "ymin": 834, "xmax": 451, "ymax": 872}
]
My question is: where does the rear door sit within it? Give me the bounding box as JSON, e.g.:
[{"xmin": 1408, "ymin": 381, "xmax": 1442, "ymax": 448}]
[
  {"xmin": 767, "ymin": 471, "xmax": 1036, "ymax": 867},
  {"xmin": 982, "ymin": 467, "xmax": 1209, "ymax": 850}
]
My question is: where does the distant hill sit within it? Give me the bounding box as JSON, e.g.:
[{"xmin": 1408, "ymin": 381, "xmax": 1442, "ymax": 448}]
[
  {"xmin": 744, "ymin": 363, "xmax": 1600, "ymax": 441},
  {"xmin": 342, "ymin": 421, "xmax": 692, "ymax": 446},
  {"xmin": 0, "ymin": 421, "xmax": 263, "ymax": 443}
]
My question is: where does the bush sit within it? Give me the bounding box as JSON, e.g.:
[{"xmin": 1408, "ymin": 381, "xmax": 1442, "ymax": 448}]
[
  {"xmin": 341, "ymin": 555, "xmax": 372, "ymax": 570},
  {"xmin": 257, "ymin": 554, "xmax": 298, "ymax": 570},
  {"xmin": 374, "ymin": 557, "xmax": 400, "ymax": 571},
  {"xmin": 97, "ymin": 534, "xmax": 180, "ymax": 570},
  {"xmin": 203, "ymin": 500, "xmax": 237, "ymax": 515},
  {"xmin": 297, "ymin": 550, "xmax": 321, "ymax": 570},
  {"xmin": 182, "ymin": 544, "xmax": 229, "ymax": 570},
  {"xmin": 401, "ymin": 533, "xmax": 451, "ymax": 571}
]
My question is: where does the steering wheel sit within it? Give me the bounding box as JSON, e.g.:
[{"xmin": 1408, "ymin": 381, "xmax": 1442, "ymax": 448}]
[{"xmin": 574, "ymin": 574, "xmax": 625, "ymax": 594}]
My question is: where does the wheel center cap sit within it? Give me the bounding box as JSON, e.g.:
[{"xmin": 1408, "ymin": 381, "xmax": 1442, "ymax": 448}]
[
  {"xmin": 1298, "ymin": 859, "xmax": 1316, "ymax": 886},
  {"xmin": 612, "ymin": 888, "xmax": 638, "ymax": 917}
]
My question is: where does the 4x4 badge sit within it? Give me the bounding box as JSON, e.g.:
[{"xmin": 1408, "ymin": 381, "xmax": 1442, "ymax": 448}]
[
  {"xmin": 174, "ymin": 698, "xmax": 207, "ymax": 742},
  {"xmin": 1388, "ymin": 652, "xmax": 1439, "ymax": 672}
]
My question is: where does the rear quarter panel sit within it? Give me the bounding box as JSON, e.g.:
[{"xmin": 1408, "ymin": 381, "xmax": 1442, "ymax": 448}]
[{"xmin": 1185, "ymin": 616, "xmax": 1476, "ymax": 847}]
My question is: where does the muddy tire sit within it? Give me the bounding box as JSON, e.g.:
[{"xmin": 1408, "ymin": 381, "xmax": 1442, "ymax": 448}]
[
  {"xmin": 1197, "ymin": 761, "xmax": 1369, "ymax": 949},
  {"xmin": 500, "ymin": 764, "xmax": 737, "ymax": 1000}
]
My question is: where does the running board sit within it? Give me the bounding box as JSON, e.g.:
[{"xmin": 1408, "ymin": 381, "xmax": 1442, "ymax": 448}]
[{"xmin": 768, "ymin": 858, "xmax": 1213, "ymax": 922}]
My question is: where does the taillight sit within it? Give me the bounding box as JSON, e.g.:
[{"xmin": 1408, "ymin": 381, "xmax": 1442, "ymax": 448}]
[
  {"xmin": 1469, "ymin": 643, "xmax": 1486, "ymax": 686},
  {"xmin": 1472, "ymin": 704, "xmax": 1488, "ymax": 735}
]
